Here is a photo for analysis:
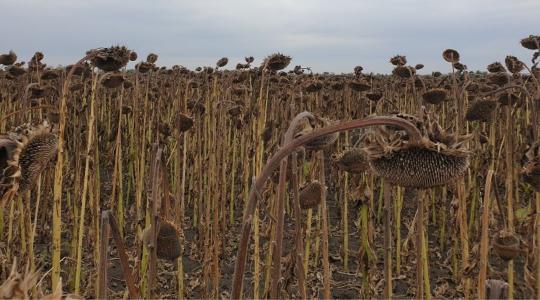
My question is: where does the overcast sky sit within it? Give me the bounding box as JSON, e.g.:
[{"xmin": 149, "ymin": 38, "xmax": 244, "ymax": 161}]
[{"xmin": 2, "ymin": 0, "xmax": 539, "ymax": 73}]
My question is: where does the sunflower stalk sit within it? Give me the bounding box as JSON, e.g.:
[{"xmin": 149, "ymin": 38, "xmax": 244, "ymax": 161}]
[
  {"xmin": 383, "ymin": 180, "xmax": 393, "ymax": 299},
  {"xmin": 52, "ymin": 52, "xmax": 95, "ymax": 289},
  {"xmin": 319, "ymin": 150, "xmax": 331, "ymax": 299},
  {"xmin": 231, "ymin": 116, "xmax": 422, "ymax": 298},
  {"xmin": 478, "ymin": 169, "xmax": 494, "ymax": 299},
  {"xmin": 74, "ymin": 68, "xmax": 99, "ymax": 294}
]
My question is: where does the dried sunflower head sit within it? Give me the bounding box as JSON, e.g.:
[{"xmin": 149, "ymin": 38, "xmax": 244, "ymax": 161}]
[
  {"xmin": 390, "ymin": 55, "xmax": 407, "ymax": 66},
  {"xmin": 487, "ymin": 62, "xmax": 506, "ymax": 73},
  {"xmin": 25, "ymin": 83, "xmax": 54, "ymax": 99},
  {"xmin": 31, "ymin": 51, "xmax": 44, "ymax": 62},
  {"xmin": 176, "ymin": 113, "xmax": 194, "ymax": 132},
  {"xmin": 422, "ymin": 88, "xmax": 447, "ymax": 105},
  {"xmin": 156, "ymin": 220, "xmax": 182, "ymax": 260},
  {"xmin": 100, "ymin": 72, "xmax": 125, "ymax": 89},
  {"xmin": 158, "ymin": 123, "xmax": 171, "ymax": 137},
  {"xmin": 488, "ymin": 72, "xmax": 510, "ymax": 86},
  {"xmin": 262, "ymin": 53, "xmax": 291, "ymax": 71},
  {"xmin": 146, "ymin": 53, "xmax": 159, "ymax": 64},
  {"xmin": 40, "ymin": 69, "xmax": 60, "ymax": 80},
  {"xmin": 123, "ymin": 80, "xmax": 134, "ymax": 89},
  {"xmin": 0, "ymin": 51, "xmax": 17, "ymax": 66},
  {"xmin": 520, "ymin": 35, "xmax": 540, "ymax": 50},
  {"xmin": 90, "ymin": 46, "xmax": 131, "ymax": 72},
  {"xmin": 216, "ymin": 57, "xmax": 228, "ymax": 68},
  {"xmin": 362, "ymin": 113, "xmax": 470, "ymax": 189},
  {"xmin": 10, "ymin": 123, "xmax": 58, "ymax": 193},
  {"xmin": 392, "ymin": 66, "xmax": 415, "ymax": 78},
  {"xmin": 493, "ymin": 230, "xmax": 522, "ymax": 261},
  {"xmin": 453, "ymin": 62, "xmax": 467, "ymax": 71},
  {"xmin": 143, "ymin": 221, "xmax": 180, "ymax": 260},
  {"xmin": 299, "ymin": 180, "xmax": 324, "ymax": 209},
  {"xmin": 465, "ymin": 82, "xmax": 480, "ymax": 94},
  {"xmin": 304, "ymin": 80, "xmax": 323, "ymax": 93},
  {"xmin": 136, "ymin": 61, "xmax": 155, "ymax": 73},
  {"xmin": 442, "ymin": 49, "xmax": 460, "ymax": 63},
  {"xmin": 7, "ymin": 65, "xmax": 26, "ymax": 77},
  {"xmin": 227, "ymin": 104, "xmax": 243, "ymax": 117},
  {"xmin": 366, "ymin": 92, "xmax": 383, "ymax": 102},
  {"xmin": 334, "ymin": 148, "xmax": 370, "ymax": 174},
  {"xmin": 261, "ymin": 121, "xmax": 274, "ymax": 143},
  {"xmin": 465, "ymin": 99, "xmax": 497, "ymax": 122},
  {"xmin": 121, "ymin": 105, "xmax": 133, "ymax": 115},
  {"xmin": 236, "ymin": 63, "xmax": 250, "ymax": 70},
  {"xmin": 504, "ymin": 55, "xmax": 524, "ymax": 74},
  {"xmin": 349, "ymin": 79, "xmax": 371, "ymax": 92},
  {"xmin": 331, "ymin": 81, "xmax": 345, "ymax": 91}
]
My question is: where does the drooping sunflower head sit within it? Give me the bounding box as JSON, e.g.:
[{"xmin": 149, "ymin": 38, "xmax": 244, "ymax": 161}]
[
  {"xmin": 5, "ymin": 122, "xmax": 58, "ymax": 194},
  {"xmin": 299, "ymin": 180, "xmax": 324, "ymax": 209},
  {"xmin": 362, "ymin": 112, "xmax": 471, "ymax": 189},
  {"xmin": 89, "ymin": 46, "xmax": 132, "ymax": 72},
  {"xmin": 155, "ymin": 219, "xmax": 182, "ymax": 260}
]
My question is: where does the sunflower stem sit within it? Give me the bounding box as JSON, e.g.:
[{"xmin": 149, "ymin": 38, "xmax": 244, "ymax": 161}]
[{"xmin": 231, "ymin": 116, "xmax": 422, "ymax": 298}]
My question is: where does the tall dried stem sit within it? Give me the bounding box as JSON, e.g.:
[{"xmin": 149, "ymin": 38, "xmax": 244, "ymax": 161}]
[
  {"xmin": 231, "ymin": 116, "xmax": 421, "ymax": 299},
  {"xmin": 478, "ymin": 169, "xmax": 494, "ymax": 299}
]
